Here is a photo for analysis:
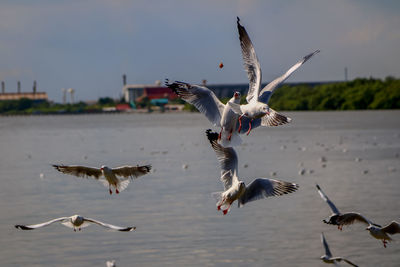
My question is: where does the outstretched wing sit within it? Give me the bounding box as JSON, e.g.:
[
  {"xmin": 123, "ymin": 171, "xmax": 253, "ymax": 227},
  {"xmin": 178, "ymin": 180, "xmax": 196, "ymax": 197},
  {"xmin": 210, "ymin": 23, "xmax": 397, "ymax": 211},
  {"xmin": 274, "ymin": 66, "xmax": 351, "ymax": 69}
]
[
  {"xmin": 336, "ymin": 212, "xmax": 374, "ymax": 226},
  {"xmin": 15, "ymin": 217, "xmax": 69, "ymax": 230},
  {"xmin": 112, "ymin": 165, "xmax": 151, "ymax": 179},
  {"xmin": 53, "ymin": 165, "xmax": 102, "ymax": 179},
  {"xmin": 261, "ymin": 108, "xmax": 292, "ymax": 127},
  {"xmin": 382, "ymin": 221, "xmax": 400, "ymax": 235},
  {"xmin": 258, "ymin": 50, "xmax": 320, "ymax": 104},
  {"xmin": 237, "ymin": 17, "xmax": 262, "ymax": 103},
  {"xmin": 342, "ymin": 258, "xmax": 359, "ymax": 267},
  {"xmin": 166, "ymin": 80, "xmax": 225, "ymax": 126},
  {"xmin": 316, "ymin": 184, "xmax": 340, "ymax": 215},
  {"xmin": 238, "ymin": 178, "xmax": 298, "ymax": 206},
  {"xmin": 206, "ymin": 129, "xmax": 238, "ymax": 190},
  {"xmin": 321, "ymin": 232, "xmax": 332, "ymax": 258},
  {"xmin": 84, "ymin": 218, "xmax": 136, "ymax": 232}
]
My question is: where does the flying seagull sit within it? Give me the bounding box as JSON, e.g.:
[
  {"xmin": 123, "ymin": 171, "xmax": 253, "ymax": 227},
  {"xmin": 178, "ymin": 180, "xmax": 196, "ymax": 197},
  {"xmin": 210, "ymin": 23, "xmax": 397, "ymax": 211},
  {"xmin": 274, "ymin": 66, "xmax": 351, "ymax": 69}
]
[
  {"xmin": 166, "ymin": 80, "xmax": 246, "ymax": 147},
  {"xmin": 316, "ymin": 184, "xmax": 381, "ymax": 230},
  {"xmin": 15, "ymin": 214, "xmax": 135, "ymax": 232},
  {"xmin": 228, "ymin": 17, "xmax": 319, "ymax": 135},
  {"xmin": 206, "ymin": 129, "xmax": 298, "ymax": 215},
  {"xmin": 320, "ymin": 232, "xmax": 358, "ymax": 266},
  {"xmin": 53, "ymin": 164, "xmax": 151, "ymax": 194},
  {"xmin": 366, "ymin": 221, "xmax": 400, "ymax": 248}
]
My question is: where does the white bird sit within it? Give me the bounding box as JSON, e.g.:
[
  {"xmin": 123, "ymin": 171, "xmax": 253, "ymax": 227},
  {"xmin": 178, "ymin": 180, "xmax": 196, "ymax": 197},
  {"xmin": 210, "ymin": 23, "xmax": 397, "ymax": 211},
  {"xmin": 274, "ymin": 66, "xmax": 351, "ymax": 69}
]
[
  {"xmin": 166, "ymin": 80, "xmax": 244, "ymax": 147},
  {"xmin": 228, "ymin": 17, "xmax": 319, "ymax": 135},
  {"xmin": 320, "ymin": 232, "xmax": 358, "ymax": 266},
  {"xmin": 106, "ymin": 260, "xmax": 117, "ymax": 267},
  {"xmin": 366, "ymin": 221, "xmax": 400, "ymax": 248},
  {"xmin": 316, "ymin": 184, "xmax": 381, "ymax": 230},
  {"xmin": 206, "ymin": 129, "xmax": 298, "ymax": 215},
  {"xmin": 15, "ymin": 214, "xmax": 135, "ymax": 232},
  {"xmin": 53, "ymin": 164, "xmax": 151, "ymax": 195}
]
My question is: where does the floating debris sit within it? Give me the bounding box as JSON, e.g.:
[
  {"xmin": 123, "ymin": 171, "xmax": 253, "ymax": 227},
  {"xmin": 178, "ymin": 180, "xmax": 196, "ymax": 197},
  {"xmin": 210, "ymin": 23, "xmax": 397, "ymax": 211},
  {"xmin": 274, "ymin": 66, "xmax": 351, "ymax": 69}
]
[
  {"xmin": 298, "ymin": 168, "xmax": 306, "ymax": 175},
  {"xmin": 106, "ymin": 260, "xmax": 116, "ymax": 267},
  {"xmin": 243, "ymin": 164, "xmax": 249, "ymax": 168},
  {"xmin": 298, "ymin": 162, "xmax": 304, "ymax": 167},
  {"xmin": 342, "ymin": 148, "xmax": 348, "ymax": 153},
  {"xmin": 182, "ymin": 164, "xmax": 189, "ymax": 170},
  {"xmin": 388, "ymin": 166, "xmax": 396, "ymax": 173},
  {"xmin": 308, "ymin": 169, "xmax": 315, "ymax": 174},
  {"xmin": 319, "ymin": 156, "xmax": 327, "ymax": 163},
  {"xmin": 269, "ymin": 171, "xmax": 277, "ymax": 177},
  {"xmin": 363, "ymin": 170, "xmax": 369, "ymax": 174},
  {"xmin": 280, "ymin": 145, "xmax": 287, "ymax": 150},
  {"xmin": 355, "ymin": 157, "xmax": 362, "ymax": 162},
  {"xmin": 321, "ymin": 164, "xmax": 327, "ymax": 168}
]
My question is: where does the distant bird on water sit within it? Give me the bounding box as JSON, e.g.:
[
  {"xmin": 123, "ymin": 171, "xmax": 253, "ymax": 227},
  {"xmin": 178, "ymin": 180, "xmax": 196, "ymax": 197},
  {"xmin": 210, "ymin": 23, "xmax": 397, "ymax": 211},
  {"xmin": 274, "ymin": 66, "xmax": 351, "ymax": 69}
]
[
  {"xmin": 228, "ymin": 17, "xmax": 319, "ymax": 135},
  {"xmin": 206, "ymin": 129, "xmax": 298, "ymax": 215},
  {"xmin": 53, "ymin": 164, "xmax": 151, "ymax": 194},
  {"xmin": 15, "ymin": 214, "xmax": 135, "ymax": 232},
  {"xmin": 320, "ymin": 232, "xmax": 358, "ymax": 266}
]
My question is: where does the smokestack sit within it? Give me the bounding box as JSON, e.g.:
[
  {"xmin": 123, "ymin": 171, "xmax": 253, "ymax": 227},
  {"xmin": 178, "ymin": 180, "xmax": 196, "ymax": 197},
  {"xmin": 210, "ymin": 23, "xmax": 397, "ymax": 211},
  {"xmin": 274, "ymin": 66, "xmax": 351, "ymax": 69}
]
[
  {"xmin": 17, "ymin": 81, "xmax": 21, "ymax": 93},
  {"xmin": 62, "ymin": 88, "xmax": 66, "ymax": 104},
  {"xmin": 123, "ymin": 74, "xmax": 127, "ymax": 86},
  {"xmin": 344, "ymin": 67, "xmax": 348, "ymax": 82},
  {"xmin": 33, "ymin": 80, "xmax": 37, "ymax": 94},
  {"xmin": 1, "ymin": 81, "xmax": 4, "ymax": 94}
]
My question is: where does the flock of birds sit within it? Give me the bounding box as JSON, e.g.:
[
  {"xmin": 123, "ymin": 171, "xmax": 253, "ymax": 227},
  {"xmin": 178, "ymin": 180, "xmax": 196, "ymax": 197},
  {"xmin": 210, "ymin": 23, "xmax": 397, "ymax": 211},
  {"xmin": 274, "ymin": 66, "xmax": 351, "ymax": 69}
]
[{"xmin": 14, "ymin": 17, "xmax": 399, "ymax": 266}]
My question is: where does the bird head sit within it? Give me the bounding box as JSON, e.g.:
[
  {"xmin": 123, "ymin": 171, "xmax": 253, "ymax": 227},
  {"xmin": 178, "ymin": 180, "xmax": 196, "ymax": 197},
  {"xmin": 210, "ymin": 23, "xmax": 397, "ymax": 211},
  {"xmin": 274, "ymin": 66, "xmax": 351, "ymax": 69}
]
[{"xmin": 234, "ymin": 91, "xmax": 241, "ymax": 99}]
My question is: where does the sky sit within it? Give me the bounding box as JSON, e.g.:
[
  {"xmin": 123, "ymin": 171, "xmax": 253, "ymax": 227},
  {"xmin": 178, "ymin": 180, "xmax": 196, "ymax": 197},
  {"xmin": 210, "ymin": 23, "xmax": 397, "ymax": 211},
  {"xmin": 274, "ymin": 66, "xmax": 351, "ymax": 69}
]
[{"xmin": 0, "ymin": 0, "xmax": 399, "ymax": 102}]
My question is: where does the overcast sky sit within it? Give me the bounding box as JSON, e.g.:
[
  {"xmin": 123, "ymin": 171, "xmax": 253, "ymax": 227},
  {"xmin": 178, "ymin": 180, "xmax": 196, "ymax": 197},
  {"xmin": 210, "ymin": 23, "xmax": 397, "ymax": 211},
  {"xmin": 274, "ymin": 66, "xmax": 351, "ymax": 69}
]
[{"xmin": 0, "ymin": 0, "xmax": 399, "ymax": 102}]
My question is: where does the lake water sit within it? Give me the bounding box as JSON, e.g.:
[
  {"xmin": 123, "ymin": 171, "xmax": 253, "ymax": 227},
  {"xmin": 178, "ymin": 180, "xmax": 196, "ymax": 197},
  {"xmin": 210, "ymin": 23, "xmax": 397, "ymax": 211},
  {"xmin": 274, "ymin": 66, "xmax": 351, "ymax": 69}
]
[{"xmin": 0, "ymin": 111, "xmax": 399, "ymax": 266}]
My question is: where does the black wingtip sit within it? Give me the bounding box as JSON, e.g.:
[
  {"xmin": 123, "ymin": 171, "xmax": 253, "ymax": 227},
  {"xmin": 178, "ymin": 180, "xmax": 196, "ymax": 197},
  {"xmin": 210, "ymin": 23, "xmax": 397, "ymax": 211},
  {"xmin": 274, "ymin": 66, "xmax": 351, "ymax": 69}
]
[
  {"xmin": 316, "ymin": 184, "xmax": 321, "ymax": 190},
  {"xmin": 237, "ymin": 16, "xmax": 240, "ymax": 22},
  {"xmin": 118, "ymin": 226, "xmax": 136, "ymax": 232},
  {"xmin": 144, "ymin": 165, "xmax": 152, "ymax": 172},
  {"xmin": 205, "ymin": 129, "xmax": 218, "ymax": 143},
  {"xmin": 15, "ymin": 225, "xmax": 33, "ymax": 230}
]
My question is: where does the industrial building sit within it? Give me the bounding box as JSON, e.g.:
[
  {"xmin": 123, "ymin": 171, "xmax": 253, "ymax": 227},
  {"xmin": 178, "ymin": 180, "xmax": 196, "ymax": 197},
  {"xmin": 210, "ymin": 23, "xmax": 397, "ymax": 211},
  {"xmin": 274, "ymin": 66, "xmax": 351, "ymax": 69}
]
[{"xmin": 0, "ymin": 81, "xmax": 48, "ymax": 101}]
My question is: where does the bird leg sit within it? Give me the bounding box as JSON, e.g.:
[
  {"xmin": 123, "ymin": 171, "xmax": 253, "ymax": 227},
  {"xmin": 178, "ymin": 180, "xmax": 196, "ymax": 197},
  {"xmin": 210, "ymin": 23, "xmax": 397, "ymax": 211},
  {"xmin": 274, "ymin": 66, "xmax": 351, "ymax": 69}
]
[
  {"xmin": 78, "ymin": 228, "xmax": 81, "ymax": 231},
  {"xmin": 74, "ymin": 228, "xmax": 76, "ymax": 232},
  {"xmin": 222, "ymin": 202, "xmax": 232, "ymax": 215},
  {"xmin": 238, "ymin": 115, "xmax": 244, "ymax": 133},
  {"xmin": 116, "ymin": 188, "xmax": 119, "ymax": 194},
  {"xmin": 217, "ymin": 197, "xmax": 226, "ymax": 211},
  {"xmin": 337, "ymin": 225, "xmax": 343, "ymax": 231},
  {"xmin": 109, "ymin": 188, "xmax": 112, "ymax": 195},
  {"xmin": 218, "ymin": 127, "xmax": 223, "ymax": 140},
  {"xmin": 246, "ymin": 119, "xmax": 253, "ymax": 135},
  {"xmin": 228, "ymin": 129, "xmax": 233, "ymax": 141},
  {"xmin": 383, "ymin": 240, "xmax": 387, "ymax": 248}
]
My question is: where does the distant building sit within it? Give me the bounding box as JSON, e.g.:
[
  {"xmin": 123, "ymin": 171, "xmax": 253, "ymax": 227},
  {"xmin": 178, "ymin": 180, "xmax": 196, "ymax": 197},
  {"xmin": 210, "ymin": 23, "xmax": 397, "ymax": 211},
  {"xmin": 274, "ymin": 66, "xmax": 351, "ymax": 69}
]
[
  {"xmin": 122, "ymin": 81, "xmax": 177, "ymax": 103},
  {"xmin": 0, "ymin": 92, "xmax": 48, "ymax": 101},
  {"xmin": 0, "ymin": 80, "xmax": 48, "ymax": 101}
]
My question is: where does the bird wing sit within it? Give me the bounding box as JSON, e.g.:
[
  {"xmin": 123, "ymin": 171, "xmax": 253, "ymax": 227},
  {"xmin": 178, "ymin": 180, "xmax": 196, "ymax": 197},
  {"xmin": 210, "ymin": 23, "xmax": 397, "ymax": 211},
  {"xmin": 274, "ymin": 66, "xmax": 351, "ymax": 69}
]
[
  {"xmin": 261, "ymin": 108, "xmax": 292, "ymax": 127},
  {"xmin": 53, "ymin": 165, "xmax": 102, "ymax": 179},
  {"xmin": 321, "ymin": 232, "xmax": 333, "ymax": 258},
  {"xmin": 112, "ymin": 165, "xmax": 151, "ymax": 179},
  {"xmin": 84, "ymin": 218, "xmax": 135, "ymax": 232},
  {"xmin": 238, "ymin": 178, "xmax": 298, "ymax": 206},
  {"xmin": 336, "ymin": 212, "xmax": 373, "ymax": 226},
  {"xmin": 166, "ymin": 80, "xmax": 225, "ymax": 126},
  {"xmin": 316, "ymin": 184, "xmax": 340, "ymax": 215},
  {"xmin": 237, "ymin": 17, "xmax": 262, "ymax": 103},
  {"xmin": 342, "ymin": 258, "xmax": 359, "ymax": 267},
  {"xmin": 382, "ymin": 221, "xmax": 400, "ymax": 235},
  {"xmin": 206, "ymin": 129, "xmax": 238, "ymax": 190},
  {"xmin": 15, "ymin": 217, "xmax": 69, "ymax": 230},
  {"xmin": 258, "ymin": 50, "xmax": 320, "ymax": 104}
]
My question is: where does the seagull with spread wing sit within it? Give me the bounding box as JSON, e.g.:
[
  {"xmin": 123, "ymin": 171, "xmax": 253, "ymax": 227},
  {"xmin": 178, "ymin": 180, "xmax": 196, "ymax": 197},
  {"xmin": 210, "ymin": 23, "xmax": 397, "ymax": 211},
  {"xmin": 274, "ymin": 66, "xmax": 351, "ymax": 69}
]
[
  {"xmin": 316, "ymin": 184, "xmax": 381, "ymax": 231},
  {"xmin": 53, "ymin": 164, "xmax": 151, "ymax": 194},
  {"xmin": 15, "ymin": 214, "xmax": 135, "ymax": 232},
  {"xmin": 320, "ymin": 232, "xmax": 358, "ymax": 266},
  {"xmin": 206, "ymin": 129, "xmax": 298, "ymax": 215},
  {"xmin": 366, "ymin": 221, "xmax": 400, "ymax": 248},
  {"xmin": 166, "ymin": 80, "xmax": 245, "ymax": 147},
  {"xmin": 228, "ymin": 17, "xmax": 319, "ymax": 135}
]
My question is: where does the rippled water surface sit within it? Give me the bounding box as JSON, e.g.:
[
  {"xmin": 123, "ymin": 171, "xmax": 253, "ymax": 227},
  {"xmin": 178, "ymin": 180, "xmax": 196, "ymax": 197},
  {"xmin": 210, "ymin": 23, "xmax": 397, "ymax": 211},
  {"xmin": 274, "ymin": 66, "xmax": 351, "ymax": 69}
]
[{"xmin": 0, "ymin": 111, "xmax": 399, "ymax": 266}]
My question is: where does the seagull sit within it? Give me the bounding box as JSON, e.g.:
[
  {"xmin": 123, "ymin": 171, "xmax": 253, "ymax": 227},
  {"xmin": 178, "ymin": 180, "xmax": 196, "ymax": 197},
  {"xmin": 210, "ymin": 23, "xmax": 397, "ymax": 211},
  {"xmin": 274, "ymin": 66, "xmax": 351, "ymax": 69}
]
[
  {"xmin": 206, "ymin": 129, "xmax": 298, "ymax": 215},
  {"xmin": 53, "ymin": 164, "xmax": 151, "ymax": 194},
  {"xmin": 366, "ymin": 221, "xmax": 400, "ymax": 248},
  {"xmin": 106, "ymin": 260, "xmax": 117, "ymax": 267},
  {"xmin": 15, "ymin": 214, "xmax": 135, "ymax": 232},
  {"xmin": 166, "ymin": 80, "xmax": 245, "ymax": 147},
  {"xmin": 316, "ymin": 184, "xmax": 381, "ymax": 231},
  {"xmin": 320, "ymin": 232, "xmax": 358, "ymax": 266},
  {"xmin": 228, "ymin": 17, "xmax": 319, "ymax": 135}
]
